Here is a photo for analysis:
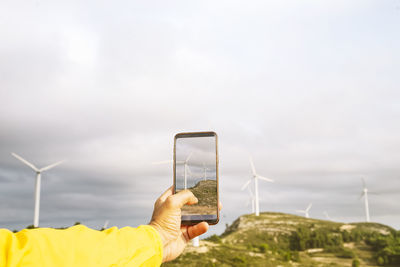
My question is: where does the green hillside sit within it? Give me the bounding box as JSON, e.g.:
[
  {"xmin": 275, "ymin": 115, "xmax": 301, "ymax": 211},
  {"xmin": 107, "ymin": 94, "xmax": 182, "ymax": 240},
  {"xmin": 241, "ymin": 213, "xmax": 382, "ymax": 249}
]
[
  {"xmin": 163, "ymin": 212, "xmax": 400, "ymax": 267},
  {"xmin": 189, "ymin": 180, "xmax": 217, "ymax": 207}
]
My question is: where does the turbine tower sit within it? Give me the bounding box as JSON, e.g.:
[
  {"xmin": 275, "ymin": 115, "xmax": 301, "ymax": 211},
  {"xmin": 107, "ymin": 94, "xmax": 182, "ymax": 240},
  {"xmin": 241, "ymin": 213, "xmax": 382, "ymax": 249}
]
[
  {"xmin": 182, "ymin": 152, "xmax": 193, "ymax": 189},
  {"xmin": 202, "ymin": 163, "xmax": 209, "ymax": 181},
  {"xmin": 241, "ymin": 157, "xmax": 274, "ymax": 216},
  {"xmin": 359, "ymin": 177, "xmax": 377, "ymax": 222},
  {"xmin": 296, "ymin": 203, "xmax": 312, "ymax": 218},
  {"xmin": 11, "ymin": 153, "xmax": 64, "ymax": 227}
]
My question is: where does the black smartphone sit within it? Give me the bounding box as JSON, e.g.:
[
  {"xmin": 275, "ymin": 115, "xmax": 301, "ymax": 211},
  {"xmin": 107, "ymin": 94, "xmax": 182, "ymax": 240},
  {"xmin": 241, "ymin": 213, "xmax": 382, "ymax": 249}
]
[{"xmin": 173, "ymin": 131, "xmax": 219, "ymax": 225}]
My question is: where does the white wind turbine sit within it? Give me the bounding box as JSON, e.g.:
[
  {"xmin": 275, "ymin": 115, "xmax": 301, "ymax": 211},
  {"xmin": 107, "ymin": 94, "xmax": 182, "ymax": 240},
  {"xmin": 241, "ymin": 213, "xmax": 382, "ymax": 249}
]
[
  {"xmin": 359, "ymin": 177, "xmax": 377, "ymax": 222},
  {"xmin": 202, "ymin": 163, "xmax": 210, "ymax": 181},
  {"xmin": 11, "ymin": 153, "xmax": 64, "ymax": 227},
  {"xmin": 241, "ymin": 157, "xmax": 274, "ymax": 216},
  {"xmin": 181, "ymin": 152, "xmax": 193, "ymax": 189},
  {"xmin": 296, "ymin": 203, "xmax": 312, "ymax": 218},
  {"xmin": 153, "ymin": 152, "xmax": 193, "ymax": 189}
]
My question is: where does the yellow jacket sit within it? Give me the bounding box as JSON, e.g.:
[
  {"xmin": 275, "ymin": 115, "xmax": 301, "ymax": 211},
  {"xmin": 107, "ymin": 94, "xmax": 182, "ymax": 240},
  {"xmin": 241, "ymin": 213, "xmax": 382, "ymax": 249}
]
[{"xmin": 0, "ymin": 225, "xmax": 163, "ymax": 267}]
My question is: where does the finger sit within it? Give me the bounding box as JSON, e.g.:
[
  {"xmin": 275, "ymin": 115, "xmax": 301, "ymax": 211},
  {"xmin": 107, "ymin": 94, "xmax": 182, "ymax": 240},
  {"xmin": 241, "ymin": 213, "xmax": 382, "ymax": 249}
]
[
  {"xmin": 187, "ymin": 222, "xmax": 209, "ymax": 240},
  {"xmin": 168, "ymin": 189, "xmax": 198, "ymax": 208},
  {"xmin": 218, "ymin": 202, "xmax": 223, "ymax": 211},
  {"xmin": 158, "ymin": 186, "xmax": 173, "ymax": 202}
]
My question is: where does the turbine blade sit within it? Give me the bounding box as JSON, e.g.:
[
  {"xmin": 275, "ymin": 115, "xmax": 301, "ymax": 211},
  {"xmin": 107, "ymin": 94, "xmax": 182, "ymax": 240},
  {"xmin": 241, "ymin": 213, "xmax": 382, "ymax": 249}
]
[
  {"xmin": 257, "ymin": 175, "xmax": 274, "ymax": 183},
  {"xmin": 11, "ymin": 153, "xmax": 39, "ymax": 172},
  {"xmin": 249, "ymin": 157, "xmax": 256, "ymax": 175},
  {"xmin": 241, "ymin": 179, "xmax": 252, "ymax": 191},
  {"xmin": 40, "ymin": 160, "xmax": 65, "ymax": 172},
  {"xmin": 152, "ymin": 160, "xmax": 173, "ymax": 165},
  {"xmin": 306, "ymin": 203, "xmax": 312, "ymax": 212},
  {"xmin": 296, "ymin": 210, "xmax": 305, "ymax": 213},
  {"xmin": 359, "ymin": 191, "xmax": 365, "ymax": 200},
  {"xmin": 186, "ymin": 152, "xmax": 193, "ymax": 163}
]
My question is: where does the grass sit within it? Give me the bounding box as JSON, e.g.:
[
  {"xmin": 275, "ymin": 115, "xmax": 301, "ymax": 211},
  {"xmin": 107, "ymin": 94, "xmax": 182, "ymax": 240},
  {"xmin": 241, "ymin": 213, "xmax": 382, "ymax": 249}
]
[{"xmin": 163, "ymin": 212, "xmax": 399, "ymax": 267}]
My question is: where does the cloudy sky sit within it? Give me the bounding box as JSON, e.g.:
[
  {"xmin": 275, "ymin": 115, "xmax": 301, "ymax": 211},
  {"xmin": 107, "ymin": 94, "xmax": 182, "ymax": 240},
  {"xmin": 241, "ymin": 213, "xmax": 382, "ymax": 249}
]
[{"xmin": 1, "ymin": 0, "xmax": 399, "ymax": 236}]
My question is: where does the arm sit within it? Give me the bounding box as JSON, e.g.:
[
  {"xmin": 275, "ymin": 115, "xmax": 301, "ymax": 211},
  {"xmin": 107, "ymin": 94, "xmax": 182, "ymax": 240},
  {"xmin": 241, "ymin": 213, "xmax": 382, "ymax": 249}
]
[
  {"xmin": 0, "ymin": 224, "xmax": 162, "ymax": 267},
  {"xmin": 0, "ymin": 187, "xmax": 218, "ymax": 266}
]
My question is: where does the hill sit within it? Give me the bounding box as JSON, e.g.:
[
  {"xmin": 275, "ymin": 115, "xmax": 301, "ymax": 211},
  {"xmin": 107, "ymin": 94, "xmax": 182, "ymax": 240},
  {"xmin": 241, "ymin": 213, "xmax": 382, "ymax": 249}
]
[
  {"xmin": 163, "ymin": 212, "xmax": 400, "ymax": 267},
  {"xmin": 180, "ymin": 180, "xmax": 218, "ymax": 215},
  {"xmin": 189, "ymin": 180, "xmax": 217, "ymax": 207}
]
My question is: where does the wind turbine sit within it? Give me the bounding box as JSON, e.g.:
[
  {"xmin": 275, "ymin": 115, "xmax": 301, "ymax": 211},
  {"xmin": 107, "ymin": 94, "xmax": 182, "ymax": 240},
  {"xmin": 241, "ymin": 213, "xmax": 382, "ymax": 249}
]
[
  {"xmin": 296, "ymin": 203, "xmax": 312, "ymax": 218},
  {"xmin": 192, "ymin": 236, "xmax": 200, "ymax": 247},
  {"xmin": 241, "ymin": 157, "xmax": 274, "ymax": 216},
  {"xmin": 202, "ymin": 163, "xmax": 210, "ymax": 181},
  {"xmin": 181, "ymin": 152, "xmax": 193, "ymax": 189},
  {"xmin": 11, "ymin": 153, "xmax": 64, "ymax": 227},
  {"xmin": 359, "ymin": 177, "xmax": 377, "ymax": 222},
  {"xmin": 153, "ymin": 152, "xmax": 193, "ymax": 189}
]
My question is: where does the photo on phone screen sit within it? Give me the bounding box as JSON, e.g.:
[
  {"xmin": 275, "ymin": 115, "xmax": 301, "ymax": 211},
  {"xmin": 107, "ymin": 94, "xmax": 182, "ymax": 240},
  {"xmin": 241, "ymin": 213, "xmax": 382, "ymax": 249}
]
[{"xmin": 174, "ymin": 132, "xmax": 219, "ymax": 225}]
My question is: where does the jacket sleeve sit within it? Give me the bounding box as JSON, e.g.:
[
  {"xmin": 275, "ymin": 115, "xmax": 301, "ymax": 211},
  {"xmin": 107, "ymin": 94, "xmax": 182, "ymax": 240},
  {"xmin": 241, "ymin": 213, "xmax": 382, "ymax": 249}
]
[{"xmin": 0, "ymin": 224, "xmax": 163, "ymax": 267}]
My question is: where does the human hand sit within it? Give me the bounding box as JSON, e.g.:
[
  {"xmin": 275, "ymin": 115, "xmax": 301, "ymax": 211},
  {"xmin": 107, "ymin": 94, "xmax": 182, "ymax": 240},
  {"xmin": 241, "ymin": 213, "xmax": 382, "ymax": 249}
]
[{"xmin": 149, "ymin": 186, "xmax": 217, "ymax": 262}]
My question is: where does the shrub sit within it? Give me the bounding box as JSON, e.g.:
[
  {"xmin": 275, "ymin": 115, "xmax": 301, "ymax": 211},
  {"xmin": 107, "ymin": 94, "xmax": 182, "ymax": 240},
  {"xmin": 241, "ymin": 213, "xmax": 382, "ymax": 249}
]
[
  {"xmin": 352, "ymin": 258, "xmax": 360, "ymax": 267},
  {"xmin": 324, "ymin": 246, "xmax": 355, "ymax": 259},
  {"xmin": 291, "ymin": 251, "xmax": 300, "ymax": 262},
  {"xmin": 206, "ymin": 234, "xmax": 222, "ymax": 243},
  {"xmin": 377, "ymin": 256, "xmax": 384, "ymax": 265},
  {"xmin": 259, "ymin": 243, "xmax": 269, "ymax": 253}
]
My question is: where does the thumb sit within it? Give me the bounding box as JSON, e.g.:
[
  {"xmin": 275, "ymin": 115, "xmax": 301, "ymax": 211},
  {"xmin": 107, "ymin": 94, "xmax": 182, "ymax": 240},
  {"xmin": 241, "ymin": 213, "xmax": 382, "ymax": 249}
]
[
  {"xmin": 168, "ymin": 189, "xmax": 198, "ymax": 209},
  {"xmin": 187, "ymin": 222, "xmax": 209, "ymax": 240}
]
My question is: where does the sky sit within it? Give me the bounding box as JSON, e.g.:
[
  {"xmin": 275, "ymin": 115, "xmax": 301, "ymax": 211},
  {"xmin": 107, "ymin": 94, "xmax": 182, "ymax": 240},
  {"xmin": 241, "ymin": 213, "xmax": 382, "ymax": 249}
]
[{"xmin": 1, "ymin": 0, "xmax": 400, "ymax": 237}]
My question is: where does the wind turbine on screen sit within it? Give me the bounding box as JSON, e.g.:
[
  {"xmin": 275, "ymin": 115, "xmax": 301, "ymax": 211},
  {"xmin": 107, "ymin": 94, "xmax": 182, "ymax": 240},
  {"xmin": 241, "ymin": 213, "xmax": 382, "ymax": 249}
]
[
  {"xmin": 202, "ymin": 163, "xmax": 210, "ymax": 181},
  {"xmin": 153, "ymin": 152, "xmax": 193, "ymax": 189},
  {"xmin": 296, "ymin": 203, "xmax": 312, "ymax": 218},
  {"xmin": 241, "ymin": 157, "xmax": 274, "ymax": 216},
  {"xmin": 11, "ymin": 153, "xmax": 64, "ymax": 227},
  {"xmin": 359, "ymin": 177, "xmax": 377, "ymax": 222}
]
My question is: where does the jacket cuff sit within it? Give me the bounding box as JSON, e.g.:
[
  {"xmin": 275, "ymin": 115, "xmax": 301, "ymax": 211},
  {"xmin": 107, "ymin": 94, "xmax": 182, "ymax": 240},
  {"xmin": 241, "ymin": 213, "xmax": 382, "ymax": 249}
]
[{"xmin": 140, "ymin": 225, "xmax": 163, "ymax": 265}]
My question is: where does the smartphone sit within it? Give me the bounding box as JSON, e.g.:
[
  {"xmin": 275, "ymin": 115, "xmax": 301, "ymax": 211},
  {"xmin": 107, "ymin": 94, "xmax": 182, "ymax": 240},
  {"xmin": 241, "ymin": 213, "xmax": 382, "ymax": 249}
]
[{"xmin": 174, "ymin": 131, "xmax": 219, "ymax": 225}]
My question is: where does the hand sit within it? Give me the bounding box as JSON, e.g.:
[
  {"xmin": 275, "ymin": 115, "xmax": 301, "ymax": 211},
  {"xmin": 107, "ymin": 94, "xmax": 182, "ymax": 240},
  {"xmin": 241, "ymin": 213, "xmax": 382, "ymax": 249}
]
[{"xmin": 149, "ymin": 186, "xmax": 213, "ymax": 262}]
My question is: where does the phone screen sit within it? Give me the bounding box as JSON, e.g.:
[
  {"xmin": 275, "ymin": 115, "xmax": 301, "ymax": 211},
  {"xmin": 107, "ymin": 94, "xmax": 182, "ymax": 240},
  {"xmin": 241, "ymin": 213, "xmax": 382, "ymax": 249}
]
[{"xmin": 174, "ymin": 132, "xmax": 219, "ymax": 225}]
